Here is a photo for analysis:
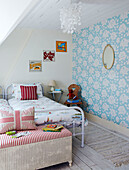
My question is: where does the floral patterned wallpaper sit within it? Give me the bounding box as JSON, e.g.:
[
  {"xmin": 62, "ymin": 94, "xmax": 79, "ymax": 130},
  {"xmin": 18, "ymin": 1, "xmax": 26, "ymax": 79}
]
[{"xmin": 72, "ymin": 11, "xmax": 129, "ymax": 128}]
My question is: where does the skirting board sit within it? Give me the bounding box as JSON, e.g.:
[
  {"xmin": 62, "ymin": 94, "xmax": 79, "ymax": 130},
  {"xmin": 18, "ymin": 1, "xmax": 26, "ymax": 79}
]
[{"xmin": 86, "ymin": 112, "xmax": 129, "ymax": 138}]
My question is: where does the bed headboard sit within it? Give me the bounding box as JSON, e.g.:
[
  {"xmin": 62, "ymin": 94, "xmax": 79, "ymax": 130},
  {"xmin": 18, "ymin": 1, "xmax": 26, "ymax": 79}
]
[
  {"xmin": 0, "ymin": 85, "xmax": 4, "ymax": 99},
  {"xmin": 5, "ymin": 83, "xmax": 44, "ymax": 100},
  {"xmin": 5, "ymin": 84, "xmax": 13, "ymax": 100}
]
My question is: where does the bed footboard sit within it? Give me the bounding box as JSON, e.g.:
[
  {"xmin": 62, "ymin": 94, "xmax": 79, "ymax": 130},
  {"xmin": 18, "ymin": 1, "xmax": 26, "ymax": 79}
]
[{"xmin": 36, "ymin": 106, "xmax": 85, "ymax": 148}]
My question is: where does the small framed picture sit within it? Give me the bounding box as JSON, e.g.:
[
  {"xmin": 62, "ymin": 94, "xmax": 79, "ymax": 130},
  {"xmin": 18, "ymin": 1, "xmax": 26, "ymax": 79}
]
[
  {"xmin": 43, "ymin": 50, "xmax": 55, "ymax": 62},
  {"xmin": 56, "ymin": 41, "xmax": 67, "ymax": 52},
  {"xmin": 29, "ymin": 60, "xmax": 42, "ymax": 72}
]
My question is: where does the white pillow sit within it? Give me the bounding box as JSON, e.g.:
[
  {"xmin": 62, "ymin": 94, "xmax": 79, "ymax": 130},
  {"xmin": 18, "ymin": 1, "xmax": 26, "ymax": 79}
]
[
  {"xmin": 33, "ymin": 82, "xmax": 43, "ymax": 98},
  {"xmin": 12, "ymin": 83, "xmax": 43, "ymax": 99}
]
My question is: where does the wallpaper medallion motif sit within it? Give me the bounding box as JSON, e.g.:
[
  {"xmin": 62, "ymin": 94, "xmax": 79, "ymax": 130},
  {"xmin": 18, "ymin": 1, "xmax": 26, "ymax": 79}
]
[{"xmin": 72, "ymin": 11, "xmax": 129, "ymax": 128}]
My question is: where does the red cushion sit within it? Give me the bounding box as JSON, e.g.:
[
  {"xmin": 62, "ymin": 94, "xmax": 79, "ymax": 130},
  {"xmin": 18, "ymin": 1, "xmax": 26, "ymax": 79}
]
[{"xmin": 20, "ymin": 86, "xmax": 37, "ymax": 100}]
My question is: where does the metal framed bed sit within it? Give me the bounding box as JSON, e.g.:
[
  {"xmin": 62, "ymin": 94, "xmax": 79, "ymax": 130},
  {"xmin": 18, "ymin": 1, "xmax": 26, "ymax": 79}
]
[{"xmin": 5, "ymin": 83, "xmax": 86, "ymax": 148}]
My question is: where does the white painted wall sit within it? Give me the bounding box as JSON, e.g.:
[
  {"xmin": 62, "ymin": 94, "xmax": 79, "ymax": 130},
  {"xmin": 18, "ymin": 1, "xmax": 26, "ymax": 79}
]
[
  {"xmin": 0, "ymin": 0, "xmax": 40, "ymax": 45},
  {"xmin": 0, "ymin": 28, "xmax": 73, "ymax": 103}
]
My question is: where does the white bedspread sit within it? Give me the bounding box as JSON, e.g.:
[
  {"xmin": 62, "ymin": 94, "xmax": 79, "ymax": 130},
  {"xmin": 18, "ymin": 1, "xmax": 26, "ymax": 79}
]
[{"xmin": 8, "ymin": 97, "xmax": 81, "ymax": 125}]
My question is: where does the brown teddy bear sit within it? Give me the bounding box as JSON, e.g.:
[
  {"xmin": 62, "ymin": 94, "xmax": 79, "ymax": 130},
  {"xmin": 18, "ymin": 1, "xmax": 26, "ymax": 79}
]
[{"xmin": 67, "ymin": 89, "xmax": 78, "ymax": 100}]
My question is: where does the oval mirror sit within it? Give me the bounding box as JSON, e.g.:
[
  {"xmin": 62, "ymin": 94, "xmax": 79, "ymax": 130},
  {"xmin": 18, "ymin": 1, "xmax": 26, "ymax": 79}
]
[{"xmin": 102, "ymin": 44, "xmax": 115, "ymax": 69}]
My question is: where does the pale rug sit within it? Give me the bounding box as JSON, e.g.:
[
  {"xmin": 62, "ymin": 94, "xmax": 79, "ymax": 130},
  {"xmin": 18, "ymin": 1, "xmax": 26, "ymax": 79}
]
[{"xmin": 75, "ymin": 122, "xmax": 129, "ymax": 167}]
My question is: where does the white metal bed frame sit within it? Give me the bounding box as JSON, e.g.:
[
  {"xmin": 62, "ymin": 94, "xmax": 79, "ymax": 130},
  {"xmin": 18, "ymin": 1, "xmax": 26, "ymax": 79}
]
[{"xmin": 5, "ymin": 84, "xmax": 85, "ymax": 148}]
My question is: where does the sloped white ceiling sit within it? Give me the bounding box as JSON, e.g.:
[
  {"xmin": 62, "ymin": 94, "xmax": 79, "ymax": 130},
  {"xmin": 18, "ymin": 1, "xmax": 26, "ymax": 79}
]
[
  {"xmin": 1, "ymin": 0, "xmax": 129, "ymax": 45},
  {"xmin": 18, "ymin": 0, "xmax": 129, "ymax": 31},
  {"xmin": 0, "ymin": 0, "xmax": 40, "ymax": 45}
]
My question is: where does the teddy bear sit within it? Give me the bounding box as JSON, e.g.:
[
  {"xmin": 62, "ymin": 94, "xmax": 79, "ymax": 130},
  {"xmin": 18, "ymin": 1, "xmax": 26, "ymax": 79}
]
[
  {"xmin": 67, "ymin": 89, "xmax": 74, "ymax": 99},
  {"xmin": 67, "ymin": 89, "xmax": 78, "ymax": 100}
]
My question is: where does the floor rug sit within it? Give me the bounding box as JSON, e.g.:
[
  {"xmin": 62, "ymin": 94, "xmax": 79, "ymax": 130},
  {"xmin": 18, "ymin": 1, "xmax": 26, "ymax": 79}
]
[{"xmin": 75, "ymin": 122, "xmax": 129, "ymax": 167}]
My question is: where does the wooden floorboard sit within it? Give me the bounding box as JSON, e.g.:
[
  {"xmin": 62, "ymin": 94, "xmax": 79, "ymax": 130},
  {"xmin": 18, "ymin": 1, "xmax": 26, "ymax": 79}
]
[
  {"xmin": 40, "ymin": 122, "xmax": 129, "ymax": 170},
  {"xmin": 73, "ymin": 137, "xmax": 114, "ymax": 170},
  {"xmin": 72, "ymin": 146, "xmax": 95, "ymax": 167},
  {"xmin": 72, "ymin": 153, "xmax": 91, "ymax": 170}
]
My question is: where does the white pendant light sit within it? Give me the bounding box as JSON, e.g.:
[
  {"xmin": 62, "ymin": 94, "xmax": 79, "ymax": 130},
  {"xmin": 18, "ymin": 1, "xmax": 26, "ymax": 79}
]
[{"xmin": 60, "ymin": 1, "xmax": 82, "ymax": 34}]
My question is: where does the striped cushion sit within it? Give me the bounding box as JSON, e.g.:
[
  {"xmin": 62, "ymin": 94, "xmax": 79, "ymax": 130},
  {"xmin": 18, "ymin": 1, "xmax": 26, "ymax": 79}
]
[
  {"xmin": 20, "ymin": 86, "xmax": 37, "ymax": 100},
  {"xmin": 12, "ymin": 83, "xmax": 43, "ymax": 100},
  {"xmin": 0, "ymin": 107, "xmax": 36, "ymax": 133}
]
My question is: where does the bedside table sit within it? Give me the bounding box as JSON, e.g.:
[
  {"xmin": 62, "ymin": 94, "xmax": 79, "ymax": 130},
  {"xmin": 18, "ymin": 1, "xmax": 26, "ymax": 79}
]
[{"xmin": 48, "ymin": 91, "xmax": 63, "ymax": 102}]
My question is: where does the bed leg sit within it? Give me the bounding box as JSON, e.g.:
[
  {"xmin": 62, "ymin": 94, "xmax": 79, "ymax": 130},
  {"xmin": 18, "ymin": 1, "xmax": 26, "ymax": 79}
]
[
  {"xmin": 69, "ymin": 161, "xmax": 72, "ymax": 167},
  {"xmin": 81, "ymin": 119, "xmax": 85, "ymax": 148}
]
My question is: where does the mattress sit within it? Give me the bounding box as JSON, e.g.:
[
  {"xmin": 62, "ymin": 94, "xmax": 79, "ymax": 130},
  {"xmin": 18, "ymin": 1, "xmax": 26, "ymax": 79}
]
[
  {"xmin": 0, "ymin": 125, "xmax": 72, "ymax": 149},
  {"xmin": 8, "ymin": 97, "xmax": 81, "ymax": 125},
  {"xmin": 0, "ymin": 99, "xmax": 8, "ymax": 105}
]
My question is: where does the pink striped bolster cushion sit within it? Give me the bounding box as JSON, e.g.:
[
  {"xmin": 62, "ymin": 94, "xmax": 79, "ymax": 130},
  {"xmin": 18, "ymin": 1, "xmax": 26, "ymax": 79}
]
[
  {"xmin": 20, "ymin": 86, "xmax": 37, "ymax": 100},
  {"xmin": 0, "ymin": 107, "xmax": 36, "ymax": 133}
]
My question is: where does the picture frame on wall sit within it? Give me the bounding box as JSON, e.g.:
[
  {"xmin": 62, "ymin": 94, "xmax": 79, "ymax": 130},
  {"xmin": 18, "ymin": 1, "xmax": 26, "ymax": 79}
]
[
  {"xmin": 29, "ymin": 60, "xmax": 42, "ymax": 72},
  {"xmin": 56, "ymin": 41, "xmax": 67, "ymax": 52},
  {"xmin": 43, "ymin": 50, "xmax": 55, "ymax": 62}
]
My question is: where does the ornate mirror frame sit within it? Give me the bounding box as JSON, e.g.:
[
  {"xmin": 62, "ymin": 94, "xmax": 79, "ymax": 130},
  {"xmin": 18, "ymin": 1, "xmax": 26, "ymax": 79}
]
[{"xmin": 102, "ymin": 44, "xmax": 115, "ymax": 70}]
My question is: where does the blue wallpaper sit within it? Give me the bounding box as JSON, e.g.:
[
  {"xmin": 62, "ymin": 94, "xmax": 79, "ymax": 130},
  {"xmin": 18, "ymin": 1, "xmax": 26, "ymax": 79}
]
[{"xmin": 72, "ymin": 11, "xmax": 129, "ymax": 128}]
